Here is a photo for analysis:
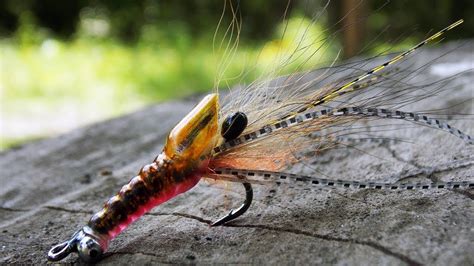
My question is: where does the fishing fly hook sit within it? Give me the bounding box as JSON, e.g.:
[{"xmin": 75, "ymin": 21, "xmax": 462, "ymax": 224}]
[{"xmin": 211, "ymin": 181, "xmax": 253, "ymax": 226}]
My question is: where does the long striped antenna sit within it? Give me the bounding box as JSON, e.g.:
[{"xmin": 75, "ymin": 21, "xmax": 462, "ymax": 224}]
[
  {"xmin": 213, "ymin": 106, "xmax": 473, "ymax": 154},
  {"xmin": 285, "ymin": 19, "xmax": 464, "ymax": 117},
  {"xmin": 211, "ymin": 167, "xmax": 474, "ymax": 190}
]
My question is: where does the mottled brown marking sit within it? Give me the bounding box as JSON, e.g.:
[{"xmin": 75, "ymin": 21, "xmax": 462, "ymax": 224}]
[{"xmin": 87, "ymin": 153, "xmax": 198, "ymax": 235}]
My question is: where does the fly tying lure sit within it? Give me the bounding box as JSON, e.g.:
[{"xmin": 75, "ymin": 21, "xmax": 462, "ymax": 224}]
[{"xmin": 47, "ymin": 18, "xmax": 473, "ymax": 262}]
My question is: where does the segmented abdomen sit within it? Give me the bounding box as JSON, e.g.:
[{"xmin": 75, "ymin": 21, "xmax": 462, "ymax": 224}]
[{"xmin": 87, "ymin": 153, "xmax": 203, "ymax": 239}]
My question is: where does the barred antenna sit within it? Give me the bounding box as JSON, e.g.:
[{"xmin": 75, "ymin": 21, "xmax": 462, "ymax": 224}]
[
  {"xmin": 284, "ymin": 19, "xmax": 465, "ymax": 117},
  {"xmin": 210, "ymin": 167, "xmax": 474, "ymax": 190},
  {"xmin": 213, "ymin": 19, "xmax": 469, "ymax": 155},
  {"xmin": 213, "ymin": 106, "xmax": 473, "ymax": 154}
]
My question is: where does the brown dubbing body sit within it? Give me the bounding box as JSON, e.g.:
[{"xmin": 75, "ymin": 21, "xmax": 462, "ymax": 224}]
[{"xmin": 87, "ymin": 153, "xmax": 201, "ymax": 236}]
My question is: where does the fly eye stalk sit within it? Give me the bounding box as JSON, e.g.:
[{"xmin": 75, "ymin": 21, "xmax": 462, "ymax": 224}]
[{"xmin": 221, "ymin": 112, "xmax": 248, "ymax": 141}]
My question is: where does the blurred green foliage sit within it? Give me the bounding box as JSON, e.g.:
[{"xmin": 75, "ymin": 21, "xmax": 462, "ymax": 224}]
[{"xmin": 1, "ymin": 0, "xmax": 473, "ymax": 150}]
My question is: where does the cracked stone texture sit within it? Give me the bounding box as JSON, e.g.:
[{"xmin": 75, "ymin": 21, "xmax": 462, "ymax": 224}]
[{"xmin": 1, "ymin": 41, "xmax": 473, "ymax": 265}]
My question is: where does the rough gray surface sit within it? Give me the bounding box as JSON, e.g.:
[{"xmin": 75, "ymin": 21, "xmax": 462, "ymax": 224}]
[{"xmin": 1, "ymin": 41, "xmax": 473, "ymax": 265}]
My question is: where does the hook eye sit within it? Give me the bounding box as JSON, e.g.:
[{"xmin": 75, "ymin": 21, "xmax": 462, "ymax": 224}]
[{"xmin": 48, "ymin": 241, "xmax": 73, "ymax": 261}]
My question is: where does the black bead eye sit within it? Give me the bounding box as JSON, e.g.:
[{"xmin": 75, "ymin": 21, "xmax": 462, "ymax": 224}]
[{"xmin": 221, "ymin": 112, "xmax": 248, "ymax": 141}]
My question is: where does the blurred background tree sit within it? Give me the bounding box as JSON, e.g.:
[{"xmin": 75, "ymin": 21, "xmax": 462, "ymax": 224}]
[{"xmin": 1, "ymin": 0, "xmax": 473, "ymax": 150}]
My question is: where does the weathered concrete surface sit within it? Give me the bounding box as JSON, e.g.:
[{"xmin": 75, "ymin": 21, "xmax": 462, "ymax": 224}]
[{"xmin": 1, "ymin": 41, "xmax": 473, "ymax": 265}]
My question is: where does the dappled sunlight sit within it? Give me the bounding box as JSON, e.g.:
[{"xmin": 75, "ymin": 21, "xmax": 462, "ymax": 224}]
[
  {"xmin": 1, "ymin": 1, "xmax": 469, "ymax": 150},
  {"xmin": 1, "ymin": 11, "xmax": 340, "ymax": 150}
]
